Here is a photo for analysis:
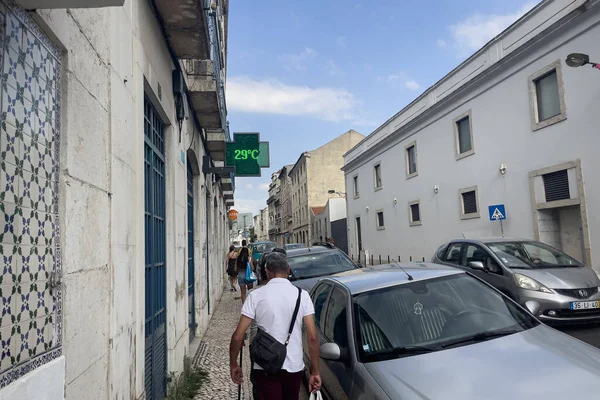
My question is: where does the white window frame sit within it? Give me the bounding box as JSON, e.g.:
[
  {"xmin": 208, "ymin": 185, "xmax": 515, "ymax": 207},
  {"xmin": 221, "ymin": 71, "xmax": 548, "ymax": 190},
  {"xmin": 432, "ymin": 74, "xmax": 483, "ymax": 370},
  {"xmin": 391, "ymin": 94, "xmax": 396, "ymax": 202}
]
[
  {"xmin": 373, "ymin": 162, "xmax": 383, "ymax": 191},
  {"xmin": 528, "ymin": 60, "xmax": 567, "ymax": 131},
  {"xmin": 405, "ymin": 141, "xmax": 418, "ymax": 179},
  {"xmin": 453, "ymin": 110, "xmax": 475, "ymax": 160},
  {"xmin": 459, "ymin": 185, "xmax": 480, "ymax": 220},
  {"xmin": 408, "ymin": 200, "xmax": 422, "ymax": 226},
  {"xmin": 353, "ymin": 174, "xmax": 360, "ymax": 199}
]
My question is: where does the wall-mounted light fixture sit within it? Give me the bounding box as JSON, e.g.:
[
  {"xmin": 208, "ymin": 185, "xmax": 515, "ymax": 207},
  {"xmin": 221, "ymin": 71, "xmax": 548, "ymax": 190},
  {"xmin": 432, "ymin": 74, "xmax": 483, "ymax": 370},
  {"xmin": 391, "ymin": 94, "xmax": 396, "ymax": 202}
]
[
  {"xmin": 499, "ymin": 164, "xmax": 507, "ymax": 175},
  {"xmin": 433, "ymin": 185, "xmax": 439, "ymax": 194},
  {"xmin": 393, "ymin": 197, "xmax": 397, "ymax": 204},
  {"xmin": 366, "ymin": 206, "xmax": 370, "ymax": 212}
]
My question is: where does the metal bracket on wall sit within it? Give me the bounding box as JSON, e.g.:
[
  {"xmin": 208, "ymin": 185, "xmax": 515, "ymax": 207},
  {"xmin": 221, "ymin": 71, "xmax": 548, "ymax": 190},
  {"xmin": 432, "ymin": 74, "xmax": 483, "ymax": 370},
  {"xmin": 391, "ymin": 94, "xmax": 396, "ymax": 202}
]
[{"xmin": 202, "ymin": 155, "xmax": 234, "ymax": 176}]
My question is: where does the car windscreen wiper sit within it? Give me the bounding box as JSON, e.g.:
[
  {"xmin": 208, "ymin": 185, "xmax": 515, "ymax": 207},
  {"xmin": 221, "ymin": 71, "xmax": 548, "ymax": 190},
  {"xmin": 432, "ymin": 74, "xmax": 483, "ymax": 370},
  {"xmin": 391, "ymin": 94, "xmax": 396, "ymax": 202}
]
[
  {"xmin": 441, "ymin": 329, "xmax": 521, "ymax": 349},
  {"xmin": 369, "ymin": 345, "xmax": 438, "ymax": 357}
]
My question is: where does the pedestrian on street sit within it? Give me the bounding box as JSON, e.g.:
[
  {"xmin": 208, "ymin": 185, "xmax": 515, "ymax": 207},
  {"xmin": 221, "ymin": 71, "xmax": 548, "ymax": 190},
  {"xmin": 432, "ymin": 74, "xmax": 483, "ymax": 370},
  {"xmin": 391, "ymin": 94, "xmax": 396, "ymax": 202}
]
[
  {"xmin": 237, "ymin": 239, "xmax": 254, "ymax": 304},
  {"xmin": 229, "ymin": 252, "xmax": 322, "ymax": 400},
  {"xmin": 226, "ymin": 245, "xmax": 238, "ymax": 292},
  {"xmin": 327, "ymin": 237, "xmax": 335, "ymax": 247}
]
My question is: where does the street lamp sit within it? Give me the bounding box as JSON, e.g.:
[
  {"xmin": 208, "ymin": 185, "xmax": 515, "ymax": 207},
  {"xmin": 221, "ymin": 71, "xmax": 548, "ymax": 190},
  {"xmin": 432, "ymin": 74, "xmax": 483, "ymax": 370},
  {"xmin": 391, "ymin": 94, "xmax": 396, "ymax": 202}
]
[
  {"xmin": 328, "ymin": 190, "xmax": 346, "ymax": 197},
  {"xmin": 565, "ymin": 53, "xmax": 600, "ymax": 70}
]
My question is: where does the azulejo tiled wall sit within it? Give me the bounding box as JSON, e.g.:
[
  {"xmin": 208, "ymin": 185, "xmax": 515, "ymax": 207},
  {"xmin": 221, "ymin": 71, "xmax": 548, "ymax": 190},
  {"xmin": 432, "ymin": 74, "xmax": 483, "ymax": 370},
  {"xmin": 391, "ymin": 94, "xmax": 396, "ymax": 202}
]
[{"xmin": 0, "ymin": 0, "xmax": 62, "ymax": 387}]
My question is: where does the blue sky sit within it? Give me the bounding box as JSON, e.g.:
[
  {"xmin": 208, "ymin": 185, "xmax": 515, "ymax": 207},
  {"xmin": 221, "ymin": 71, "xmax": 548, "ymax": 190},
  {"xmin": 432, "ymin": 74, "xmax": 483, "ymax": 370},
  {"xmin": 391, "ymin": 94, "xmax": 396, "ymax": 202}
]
[{"xmin": 225, "ymin": 0, "xmax": 538, "ymax": 215}]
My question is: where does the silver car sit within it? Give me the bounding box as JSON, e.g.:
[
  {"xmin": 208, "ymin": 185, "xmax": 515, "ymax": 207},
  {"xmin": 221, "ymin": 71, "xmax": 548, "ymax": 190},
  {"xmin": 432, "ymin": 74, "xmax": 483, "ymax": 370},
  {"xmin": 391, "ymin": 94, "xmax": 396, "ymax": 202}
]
[
  {"xmin": 431, "ymin": 238, "xmax": 600, "ymax": 325},
  {"xmin": 302, "ymin": 264, "xmax": 600, "ymax": 399}
]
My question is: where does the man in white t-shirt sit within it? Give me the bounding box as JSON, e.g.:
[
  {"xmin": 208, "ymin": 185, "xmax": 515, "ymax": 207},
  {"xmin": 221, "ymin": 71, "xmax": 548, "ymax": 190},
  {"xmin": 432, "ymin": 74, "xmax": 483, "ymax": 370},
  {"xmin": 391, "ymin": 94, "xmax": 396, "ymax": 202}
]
[{"xmin": 229, "ymin": 253, "xmax": 322, "ymax": 399}]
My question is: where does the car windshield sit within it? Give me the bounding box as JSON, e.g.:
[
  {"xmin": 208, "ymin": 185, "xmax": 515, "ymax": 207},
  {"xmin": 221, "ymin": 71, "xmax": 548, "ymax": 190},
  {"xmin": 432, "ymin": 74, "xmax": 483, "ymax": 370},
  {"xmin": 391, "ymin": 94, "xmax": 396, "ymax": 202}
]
[
  {"xmin": 487, "ymin": 241, "xmax": 583, "ymax": 269},
  {"xmin": 354, "ymin": 274, "xmax": 538, "ymax": 362},
  {"xmin": 250, "ymin": 243, "xmax": 276, "ymax": 253},
  {"xmin": 285, "ymin": 244, "xmax": 305, "ymax": 249},
  {"xmin": 288, "ymin": 251, "xmax": 357, "ymax": 280}
]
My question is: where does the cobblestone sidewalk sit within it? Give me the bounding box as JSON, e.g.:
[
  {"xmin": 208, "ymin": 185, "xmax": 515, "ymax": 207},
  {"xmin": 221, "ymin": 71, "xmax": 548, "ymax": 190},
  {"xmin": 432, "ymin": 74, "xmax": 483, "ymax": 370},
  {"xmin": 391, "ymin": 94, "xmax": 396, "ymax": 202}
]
[{"xmin": 194, "ymin": 284, "xmax": 309, "ymax": 399}]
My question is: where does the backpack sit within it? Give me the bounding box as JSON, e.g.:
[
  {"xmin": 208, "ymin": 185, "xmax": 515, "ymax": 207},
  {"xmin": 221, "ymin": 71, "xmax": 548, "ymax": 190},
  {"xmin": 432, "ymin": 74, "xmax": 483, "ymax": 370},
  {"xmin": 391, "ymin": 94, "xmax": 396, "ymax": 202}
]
[{"xmin": 238, "ymin": 247, "xmax": 249, "ymax": 269}]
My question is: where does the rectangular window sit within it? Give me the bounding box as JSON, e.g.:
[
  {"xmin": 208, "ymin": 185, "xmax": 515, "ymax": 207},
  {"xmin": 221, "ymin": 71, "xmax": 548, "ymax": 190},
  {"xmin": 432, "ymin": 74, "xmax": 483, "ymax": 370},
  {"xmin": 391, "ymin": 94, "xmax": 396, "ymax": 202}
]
[
  {"xmin": 453, "ymin": 109, "xmax": 475, "ymax": 160},
  {"xmin": 409, "ymin": 200, "xmax": 421, "ymax": 226},
  {"xmin": 374, "ymin": 163, "xmax": 382, "ymax": 190},
  {"xmin": 535, "ymin": 71, "xmax": 560, "ymax": 122},
  {"xmin": 543, "ymin": 169, "xmax": 570, "ymax": 202},
  {"xmin": 405, "ymin": 141, "xmax": 417, "ymax": 178},
  {"xmin": 529, "ymin": 60, "xmax": 566, "ymax": 130},
  {"xmin": 353, "ymin": 176, "xmax": 359, "ymax": 198},
  {"xmin": 376, "ymin": 210, "xmax": 385, "ymax": 230},
  {"xmin": 460, "ymin": 186, "xmax": 480, "ymax": 219}
]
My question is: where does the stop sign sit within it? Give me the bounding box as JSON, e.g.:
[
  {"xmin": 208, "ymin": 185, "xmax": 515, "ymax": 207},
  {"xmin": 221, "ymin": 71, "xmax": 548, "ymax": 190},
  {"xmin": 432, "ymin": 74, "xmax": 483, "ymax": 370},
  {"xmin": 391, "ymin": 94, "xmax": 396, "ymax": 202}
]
[{"xmin": 228, "ymin": 209, "xmax": 238, "ymax": 220}]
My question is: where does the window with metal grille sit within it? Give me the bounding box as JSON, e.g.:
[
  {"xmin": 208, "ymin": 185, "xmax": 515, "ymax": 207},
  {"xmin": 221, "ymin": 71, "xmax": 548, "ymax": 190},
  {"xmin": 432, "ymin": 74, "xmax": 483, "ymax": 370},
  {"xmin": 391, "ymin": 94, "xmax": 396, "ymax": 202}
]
[
  {"xmin": 376, "ymin": 211, "xmax": 385, "ymax": 229},
  {"xmin": 410, "ymin": 203, "xmax": 421, "ymax": 223},
  {"xmin": 543, "ymin": 169, "xmax": 570, "ymax": 202},
  {"xmin": 462, "ymin": 190, "xmax": 478, "ymax": 215},
  {"xmin": 353, "ymin": 176, "xmax": 359, "ymax": 197}
]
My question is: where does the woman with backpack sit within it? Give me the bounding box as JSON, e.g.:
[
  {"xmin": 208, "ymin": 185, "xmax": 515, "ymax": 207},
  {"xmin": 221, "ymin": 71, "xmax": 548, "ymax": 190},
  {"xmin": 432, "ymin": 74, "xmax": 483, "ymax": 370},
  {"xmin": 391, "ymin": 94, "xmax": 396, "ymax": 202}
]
[{"xmin": 237, "ymin": 240, "xmax": 254, "ymax": 303}]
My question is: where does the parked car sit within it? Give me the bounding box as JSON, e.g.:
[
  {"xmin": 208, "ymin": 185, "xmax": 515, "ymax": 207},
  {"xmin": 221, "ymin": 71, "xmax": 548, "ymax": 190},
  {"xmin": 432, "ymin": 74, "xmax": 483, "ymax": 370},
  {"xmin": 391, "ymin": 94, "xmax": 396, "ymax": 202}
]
[
  {"xmin": 303, "ymin": 263, "xmax": 600, "ymax": 400},
  {"xmin": 431, "ymin": 238, "xmax": 600, "ymax": 325},
  {"xmin": 249, "ymin": 241, "xmax": 276, "ymax": 268},
  {"xmin": 286, "ymin": 246, "xmax": 360, "ymax": 292},
  {"xmin": 284, "ymin": 243, "xmax": 306, "ymax": 250}
]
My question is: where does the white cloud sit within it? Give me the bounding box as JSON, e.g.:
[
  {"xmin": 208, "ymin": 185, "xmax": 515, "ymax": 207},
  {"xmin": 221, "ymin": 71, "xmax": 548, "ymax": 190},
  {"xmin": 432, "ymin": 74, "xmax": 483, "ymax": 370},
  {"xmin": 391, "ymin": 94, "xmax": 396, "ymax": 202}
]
[
  {"xmin": 449, "ymin": 3, "xmax": 538, "ymax": 54},
  {"xmin": 404, "ymin": 80, "xmax": 420, "ymax": 91},
  {"xmin": 280, "ymin": 48, "xmax": 317, "ymax": 71},
  {"xmin": 234, "ymin": 198, "xmax": 267, "ymax": 215},
  {"xmin": 246, "ymin": 183, "xmax": 254, "ymax": 189},
  {"xmin": 326, "ymin": 60, "xmax": 340, "ymax": 76},
  {"xmin": 387, "ymin": 74, "xmax": 400, "ymax": 82},
  {"xmin": 336, "ymin": 36, "xmax": 346, "ymax": 48},
  {"xmin": 227, "ymin": 76, "xmax": 364, "ymax": 123},
  {"xmin": 436, "ymin": 39, "xmax": 447, "ymax": 48},
  {"xmin": 258, "ymin": 183, "xmax": 270, "ymax": 191}
]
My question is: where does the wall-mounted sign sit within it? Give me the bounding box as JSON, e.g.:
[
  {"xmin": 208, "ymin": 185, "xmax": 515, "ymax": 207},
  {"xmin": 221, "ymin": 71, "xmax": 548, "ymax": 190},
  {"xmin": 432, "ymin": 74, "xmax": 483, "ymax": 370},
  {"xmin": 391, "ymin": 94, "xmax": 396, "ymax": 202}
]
[
  {"xmin": 228, "ymin": 209, "xmax": 239, "ymax": 220},
  {"xmin": 225, "ymin": 132, "xmax": 270, "ymax": 177}
]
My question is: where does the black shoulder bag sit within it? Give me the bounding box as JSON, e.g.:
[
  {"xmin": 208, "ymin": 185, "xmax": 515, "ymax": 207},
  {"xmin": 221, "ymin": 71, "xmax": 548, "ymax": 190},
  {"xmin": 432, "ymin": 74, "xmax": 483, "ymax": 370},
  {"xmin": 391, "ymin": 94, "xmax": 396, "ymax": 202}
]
[{"xmin": 250, "ymin": 287, "xmax": 302, "ymax": 375}]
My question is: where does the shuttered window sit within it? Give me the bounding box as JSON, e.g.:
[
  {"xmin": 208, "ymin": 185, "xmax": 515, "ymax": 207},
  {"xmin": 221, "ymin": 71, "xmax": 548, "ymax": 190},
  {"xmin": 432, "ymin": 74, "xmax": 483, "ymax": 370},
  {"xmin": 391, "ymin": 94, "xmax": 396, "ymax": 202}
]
[
  {"xmin": 462, "ymin": 190, "xmax": 478, "ymax": 214},
  {"xmin": 410, "ymin": 203, "xmax": 421, "ymax": 222},
  {"xmin": 543, "ymin": 169, "xmax": 570, "ymax": 202}
]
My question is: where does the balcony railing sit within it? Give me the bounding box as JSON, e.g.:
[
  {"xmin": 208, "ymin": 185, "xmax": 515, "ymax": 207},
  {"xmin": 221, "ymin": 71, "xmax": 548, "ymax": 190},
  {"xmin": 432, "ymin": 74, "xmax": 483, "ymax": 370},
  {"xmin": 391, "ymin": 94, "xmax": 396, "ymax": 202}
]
[{"xmin": 205, "ymin": 0, "xmax": 230, "ymax": 141}]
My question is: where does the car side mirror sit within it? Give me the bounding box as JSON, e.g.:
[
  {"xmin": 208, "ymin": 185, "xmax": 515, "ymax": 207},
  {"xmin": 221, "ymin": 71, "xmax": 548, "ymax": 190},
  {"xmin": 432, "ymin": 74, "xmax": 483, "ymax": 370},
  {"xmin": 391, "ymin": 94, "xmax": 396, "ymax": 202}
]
[
  {"xmin": 357, "ymin": 262, "xmax": 364, "ymax": 269},
  {"xmin": 468, "ymin": 261, "xmax": 486, "ymax": 271},
  {"xmin": 320, "ymin": 343, "xmax": 341, "ymax": 361}
]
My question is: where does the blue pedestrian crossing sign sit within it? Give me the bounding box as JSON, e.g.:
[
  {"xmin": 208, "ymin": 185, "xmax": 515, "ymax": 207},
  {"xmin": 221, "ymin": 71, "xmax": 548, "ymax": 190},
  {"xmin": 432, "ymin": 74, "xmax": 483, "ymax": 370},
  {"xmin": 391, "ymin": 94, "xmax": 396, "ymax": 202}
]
[{"xmin": 488, "ymin": 204, "xmax": 506, "ymax": 221}]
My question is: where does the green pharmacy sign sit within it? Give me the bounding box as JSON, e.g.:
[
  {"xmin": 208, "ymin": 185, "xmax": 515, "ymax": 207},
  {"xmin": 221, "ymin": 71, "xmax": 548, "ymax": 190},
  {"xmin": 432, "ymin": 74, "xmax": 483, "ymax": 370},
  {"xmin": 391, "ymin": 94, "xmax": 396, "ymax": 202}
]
[{"xmin": 225, "ymin": 132, "xmax": 270, "ymax": 177}]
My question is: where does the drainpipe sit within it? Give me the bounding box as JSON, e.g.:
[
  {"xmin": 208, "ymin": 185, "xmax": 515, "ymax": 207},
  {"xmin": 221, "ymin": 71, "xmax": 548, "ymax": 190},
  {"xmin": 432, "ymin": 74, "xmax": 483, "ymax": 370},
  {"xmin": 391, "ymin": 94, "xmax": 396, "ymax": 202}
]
[{"xmin": 206, "ymin": 192, "xmax": 211, "ymax": 313}]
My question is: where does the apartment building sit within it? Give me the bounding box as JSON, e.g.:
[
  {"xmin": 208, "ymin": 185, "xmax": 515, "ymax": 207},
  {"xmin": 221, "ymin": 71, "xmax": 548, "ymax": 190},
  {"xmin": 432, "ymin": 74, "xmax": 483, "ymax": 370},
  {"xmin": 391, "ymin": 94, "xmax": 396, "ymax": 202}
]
[
  {"xmin": 343, "ymin": 0, "xmax": 600, "ymax": 272},
  {"xmin": 311, "ymin": 197, "xmax": 348, "ymax": 254},
  {"xmin": 253, "ymin": 207, "xmax": 269, "ymax": 241},
  {"xmin": 278, "ymin": 165, "xmax": 294, "ymax": 244},
  {"xmin": 267, "ymin": 170, "xmax": 282, "ymax": 244},
  {"xmin": 0, "ymin": 0, "xmax": 235, "ymax": 399},
  {"xmin": 289, "ymin": 130, "xmax": 365, "ymax": 245}
]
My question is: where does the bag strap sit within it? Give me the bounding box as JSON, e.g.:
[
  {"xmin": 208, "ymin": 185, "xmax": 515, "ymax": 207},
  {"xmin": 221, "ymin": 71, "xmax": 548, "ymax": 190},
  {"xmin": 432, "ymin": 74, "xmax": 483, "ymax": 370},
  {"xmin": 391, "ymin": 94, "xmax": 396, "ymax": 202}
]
[{"xmin": 285, "ymin": 287, "xmax": 302, "ymax": 346}]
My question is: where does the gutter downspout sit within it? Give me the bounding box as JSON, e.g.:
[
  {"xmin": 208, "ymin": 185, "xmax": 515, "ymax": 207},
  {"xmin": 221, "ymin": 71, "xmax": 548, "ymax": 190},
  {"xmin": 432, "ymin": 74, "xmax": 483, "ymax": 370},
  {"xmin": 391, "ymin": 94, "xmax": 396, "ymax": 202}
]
[{"xmin": 206, "ymin": 192, "xmax": 211, "ymax": 313}]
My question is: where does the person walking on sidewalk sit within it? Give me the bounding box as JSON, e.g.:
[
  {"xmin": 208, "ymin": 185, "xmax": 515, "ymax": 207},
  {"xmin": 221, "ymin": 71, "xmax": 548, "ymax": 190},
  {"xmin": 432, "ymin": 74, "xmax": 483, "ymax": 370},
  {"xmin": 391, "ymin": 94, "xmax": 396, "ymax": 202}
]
[
  {"xmin": 226, "ymin": 245, "xmax": 238, "ymax": 292},
  {"xmin": 237, "ymin": 240, "xmax": 254, "ymax": 303},
  {"xmin": 229, "ymin": 252, "xmax": 322, "ymax": 399}
]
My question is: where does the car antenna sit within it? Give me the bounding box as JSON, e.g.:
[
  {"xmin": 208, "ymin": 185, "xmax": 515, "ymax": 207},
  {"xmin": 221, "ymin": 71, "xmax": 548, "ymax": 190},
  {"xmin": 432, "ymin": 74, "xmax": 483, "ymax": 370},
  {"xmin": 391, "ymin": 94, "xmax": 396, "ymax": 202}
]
[
  {"xmin": 392, "ymin": 260, "xmax": 413, "ymax": 281},
  {"xmin": 462, "ymin": 232, "xmax": 465, "ymax": 238}
]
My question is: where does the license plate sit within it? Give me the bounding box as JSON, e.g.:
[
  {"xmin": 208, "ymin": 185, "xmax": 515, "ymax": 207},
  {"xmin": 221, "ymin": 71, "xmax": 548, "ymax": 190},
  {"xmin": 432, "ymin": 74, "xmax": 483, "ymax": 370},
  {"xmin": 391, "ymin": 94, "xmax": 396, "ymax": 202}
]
[{"xmin": 570, "ymin": 301, "xmax": 600, "ymax": 310}]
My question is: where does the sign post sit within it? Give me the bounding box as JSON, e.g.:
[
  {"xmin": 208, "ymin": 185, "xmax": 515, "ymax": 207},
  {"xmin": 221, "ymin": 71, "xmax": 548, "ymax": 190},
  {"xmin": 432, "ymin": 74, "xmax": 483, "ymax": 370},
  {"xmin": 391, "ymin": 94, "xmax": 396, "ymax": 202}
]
[
  {"xmin": 225, "ymin": 132, "xmax": 270, "ymax": 177},
  {"xmin": 488, "ymin": 204, "xmax": 506, "ymax": 237}
]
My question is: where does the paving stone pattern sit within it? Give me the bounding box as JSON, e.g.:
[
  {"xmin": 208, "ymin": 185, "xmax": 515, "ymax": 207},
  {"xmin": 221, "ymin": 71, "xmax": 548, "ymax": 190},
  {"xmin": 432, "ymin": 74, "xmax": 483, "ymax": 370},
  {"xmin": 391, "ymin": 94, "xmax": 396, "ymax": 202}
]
[{"xmin": 195, "ymin": 284, "xmax": 309, "ymax": 399}]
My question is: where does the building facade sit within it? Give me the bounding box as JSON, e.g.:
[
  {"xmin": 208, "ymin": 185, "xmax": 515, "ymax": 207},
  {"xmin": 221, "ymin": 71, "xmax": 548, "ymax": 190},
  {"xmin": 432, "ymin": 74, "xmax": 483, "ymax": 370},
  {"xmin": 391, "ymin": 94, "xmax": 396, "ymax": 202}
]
[
  {"xmin": 266, "ymin": 170, "xmax": 281, "ymax": 245},
  {"xmin": 289, "ymin": 130, "xmax": 364, "ymax": 246},
  {"xmin": 311, "ymin": 197, "xmax": 348, "ymax": 254},
  {"xmin": 343, "ymin": 0, "xmax": 600, "ymax": 272},
  {"xmin": 278, "ymin": 165, "xmax": 294, "ymax": 245},
  {"xmin": 0, "ymin": 0, "xmax": 234, "ymax": 399},
  {"xmin": 254, "ymin": 207, "xmax": 269, "ymax": 241}
]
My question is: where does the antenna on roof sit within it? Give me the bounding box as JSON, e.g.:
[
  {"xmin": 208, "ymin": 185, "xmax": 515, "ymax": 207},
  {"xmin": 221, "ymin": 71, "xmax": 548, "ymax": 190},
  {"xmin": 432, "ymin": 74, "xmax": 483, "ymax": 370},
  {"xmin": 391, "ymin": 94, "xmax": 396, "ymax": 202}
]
[
  {"xmin": 392, "ymin": 260, "xmax": 414, "ymax": 281},
  {"xmin": 462, "ymin": 232, "xmax": 466, "ymax": 238}
]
